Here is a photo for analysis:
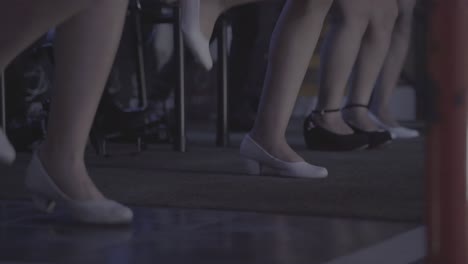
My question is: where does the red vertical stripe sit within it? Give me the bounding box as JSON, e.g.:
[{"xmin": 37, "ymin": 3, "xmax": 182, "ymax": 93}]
[{"xmin": 427, "ymin": 1, "xmax": 468, "ymax": 263}]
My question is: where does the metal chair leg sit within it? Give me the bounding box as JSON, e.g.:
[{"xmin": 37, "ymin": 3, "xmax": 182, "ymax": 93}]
[
  {"xmin": 134, "ymin": 0, "xmax": 149, "ymax": 110},
  {"xmin": 174, "ymin": 6, "xmax": 186, "ymax": 152},
  {"xmin": 1, "ymin": 71, "xmax": 6, "ymax": 133},
  {"xmin": 216, "ymin": 17, "xmax": 230, "ymax": 147}
]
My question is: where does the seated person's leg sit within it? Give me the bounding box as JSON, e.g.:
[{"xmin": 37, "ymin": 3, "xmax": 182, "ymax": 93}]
[
  {"xmin": 304, "ymin": 0, "xmax": 373, "ymax": 151},
  {"xmin": 0, "ymin": 0, "xmax": 97, "ymax": 164},
  {"xmin": 369, "ymin": 0, "xmax": 419, "ymax": 139},
  {"xmin": 0, "ymin": 0, "xmax": 133, "ymax": 224},
  {"xmin": 180, "ymin": 0, "xmax": 282, "ymax": 70},
  {"xmin": 244, "ymin": 0, "xmax": 333, "ymax": 178},
  {"xmin": 343, "ymin": 0, "xmax": 399, "ymax": 133},
  {"xmin": 312, "ymin": 0, "xmax": 373, "ymax": 136}
]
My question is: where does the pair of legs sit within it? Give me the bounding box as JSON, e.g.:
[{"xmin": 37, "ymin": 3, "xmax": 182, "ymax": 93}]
[
  {"xmin": 0, "ymin": 0, "xmax": 128, "ymax": 201},
  {"xmin": 370, "ymin": 0, "xmax": 418, "ymax": 128},
  {"xmin": 313, "ymin": 0, "xmax": 399, "ymax": 134}
]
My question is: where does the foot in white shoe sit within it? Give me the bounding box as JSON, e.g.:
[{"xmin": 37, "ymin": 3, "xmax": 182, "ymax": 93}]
[
  {"xmin": 240, "ymin": 135, "xmax": 328, "ymax": 179},
  {"xmin": 180, "ymin": 0, "xmax": 213, "ymax": 70},
  {"xmin": 0, "ymin": 129, "xmax": 15, "ymax": 165},
  {"xmin": 387, "ymin": 126, "xmax": 420, "ymax": 139},
  {"xmin": 25, "ymin": 153, "xmax": 133, "ymax": 224},
  {"xmin": 368, "ymin": 112, "xmax": 420, "ymax": 139}
]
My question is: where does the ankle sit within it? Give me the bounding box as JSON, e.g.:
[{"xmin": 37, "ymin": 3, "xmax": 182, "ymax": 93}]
[
  {"xmin": 39, "ymin": 143, "xmax": 84, "ymax": 168},
  {"xmin": 248, "ymin": 131, "xmax": 283, "ymax": 151},
  {"xmin": 310, "ymin": 111, "xmax": 342, "ymax": 126},
  {"xmin": 344, "ymin": 103, "xmax": 371, "ymax": 118},
  {"xmin": 376, "ymin": 106, "xmax": 391, "ymax": 118},
  {"xmin": 344, "ymin": 108, "xmax": 368, "ymax": 119}
]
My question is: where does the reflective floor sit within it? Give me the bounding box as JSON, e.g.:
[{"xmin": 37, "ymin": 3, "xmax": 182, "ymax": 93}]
[
  {"xmin": 0, "ymin": 200, "xmax": 420, "ymax": 264},
  {"xmin": 0, "ymin": 121, "xmax": 426, "ymax": 263}
]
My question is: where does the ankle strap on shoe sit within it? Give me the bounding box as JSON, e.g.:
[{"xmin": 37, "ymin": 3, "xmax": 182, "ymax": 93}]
[
  {"xmin": 344, "ymin": 103, "xmax": 369, "ymax": 109},
  {"xmin": 311, "ymin": 108, "xmax": 341, "ymax": 116}
]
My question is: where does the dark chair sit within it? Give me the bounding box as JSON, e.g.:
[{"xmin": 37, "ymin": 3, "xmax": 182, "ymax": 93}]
[
  {"xmin": 133, "ymin": 0, "xmax": 187, "ymax": 152},
  {"xmin": 0, "ymin": 1, "xmax": 231, "ymax": 155},
  {"xmin": 134, "ymin": 0, "xmax": 231, "ymax": 152}
]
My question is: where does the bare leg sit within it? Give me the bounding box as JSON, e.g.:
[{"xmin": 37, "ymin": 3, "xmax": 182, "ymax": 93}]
[
  {"xmin": 0, "ymin": 1, "xmax": 100, "ymax": 165},
  {"xmin": 181, "ymin": 0, "xmax": 269, "ymax": 70},
  {"xmin": 37, "ymin": 0, "xmax": 129, "ymax": 201},
  {"xmin": 343, "ymin": 0, "xmax": 398, "ymax": 131},
  {"xmin": 370, "ymin": 0, "xmax": 417, "ymax": 127},
  {"xmin": 313, "ymin": 0, "xmax": 372, "ymax": 135},
  {"xmin": 181, "ymin": 0, "xmax": 280, "ymax": 70},
  {"xmin": 0, "ymin": 0, "xmax": 96, "ymax": 71},
  {"xmin": 250, "ymin": 0, "xmax": 333, "ymax": 162}
]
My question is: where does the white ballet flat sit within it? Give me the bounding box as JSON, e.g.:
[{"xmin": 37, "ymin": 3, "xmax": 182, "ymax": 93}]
[
  {"xmin": 180, "ymin": 0, "xmax": 213, "ymax": 70},
  {"xmin": 0, "ymin": 129, "xmax": 15, "ymax": 165},
  {"xmin": 386, "ymin": 126, "xmax": 420, "ymax": 139},
  {"xmin": 25, "ymin": 153, "xmax": 133, "ymax": 224},
  {"xmin": 368, "ymin": 112, "xmax": 420, "ymax": 139},
  {"xmin": 240, "ymin": 135, "xmax": 328, "ymax": 179}
]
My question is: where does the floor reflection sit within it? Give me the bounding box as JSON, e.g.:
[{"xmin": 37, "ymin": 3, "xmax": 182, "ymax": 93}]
[{"xmin": 0, "ymin": 201, "xmax": 416, "ymax": 264}]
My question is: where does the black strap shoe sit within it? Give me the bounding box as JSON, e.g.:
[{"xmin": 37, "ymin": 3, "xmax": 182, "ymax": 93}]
[
  {"xmin": 303, "ymin": 109, "xmax": 370, "ymax": 151},
  {"xmin": 343, "ymin": 104, "xmax": 393, "ymax": 149}
]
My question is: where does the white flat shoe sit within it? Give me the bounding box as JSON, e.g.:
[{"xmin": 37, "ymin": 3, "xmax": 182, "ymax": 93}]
[
  {"xmin": 386, "ymin": 126, "xmax": 420, "ymax": 139},
  {"xmin": 240, "ymin": 135, "xmax": 328, "ymax": 179},
  {"xmin": 368, "ymin": 112, "xmax": 420, "ymax": 139},
  {"xmin": 25, "ymin": 153, "xmax": 133, "ymax": 224},
  {"xmin": 180, "ymin": 0, "xmax": 213, "ymax": 70},
  {"xmin": 0, "ymin": 129, "xmax": 15, "ymax": 165}
]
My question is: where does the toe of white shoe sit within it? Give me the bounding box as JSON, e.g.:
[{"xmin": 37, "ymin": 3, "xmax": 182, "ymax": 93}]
[
  {"xmin": 317, "ymin": 167, "xmax": 329, "ymax": 178},
  {"xmin": 390, "ymin": 127, "xmax": 420, "ymax": 139}
]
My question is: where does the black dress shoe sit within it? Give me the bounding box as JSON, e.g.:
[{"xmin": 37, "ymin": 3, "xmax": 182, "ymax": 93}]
[
  {"xmin": 347, "ymin": 124, "xmax": 393, "ymax": 149},
  {"xmin": 343, "ymin": 104, "xmax": 393, "ymax": 149},
  {"xmin": 303, "ymin": 111, "xmax": 369, "ymax": 151}
]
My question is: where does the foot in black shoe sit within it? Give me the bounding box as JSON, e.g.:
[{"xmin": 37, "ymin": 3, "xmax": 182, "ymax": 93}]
[
  {"xmin": 347, "ymin": 124, "xmax": 393, "ymax": 149},
  {"xmin": 343, "ymin": 104, "xmax": 393, "ymax": 149},
  {"xmin": 303, "ymin": 111, "xmax": 369, "ymax": 151}
]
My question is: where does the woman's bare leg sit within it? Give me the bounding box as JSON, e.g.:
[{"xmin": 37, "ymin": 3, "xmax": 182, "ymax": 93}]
[
  {"xmin": 250, "ymin": 0, "xmax": 333, "ymax": 162},
  {"xmin": 37, "ymin": 0, "xmax": 129, "ymax": 201},
  {"xmin": 313, "ymin": 0, "xmax": 372, "ymax": 135},
  {"xmin": 0, "ymin": 0, "xmax": 95, "ymax": 71},
  {"xmin": 0, "ymin": 1, "xmax": 100, "ymax": 165},
  {"xmin": 344, "ymin": 0, "xmax": 399, "ymax": 131},
  {"xmin": 370, "ymin": 0, "xmax": 417, "ymax": 127}
]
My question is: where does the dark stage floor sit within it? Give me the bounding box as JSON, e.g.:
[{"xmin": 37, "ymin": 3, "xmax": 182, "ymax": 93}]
[
  {"xmin": 0, "ymin": 201, "xmax": 424, "ymax": 264},
  {"xmin": 0, "ymin": 119, "xmax": 426, "ymax": 263}
]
